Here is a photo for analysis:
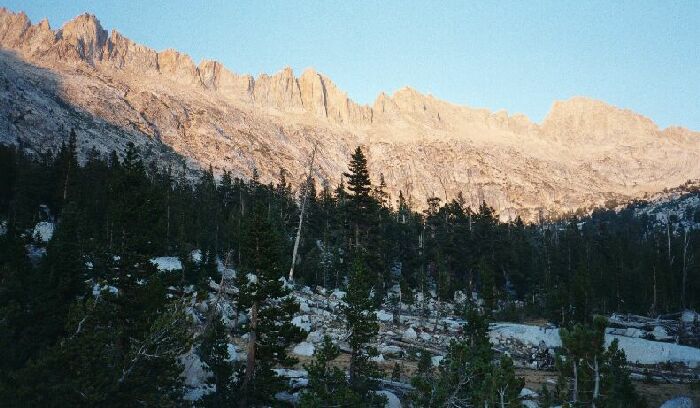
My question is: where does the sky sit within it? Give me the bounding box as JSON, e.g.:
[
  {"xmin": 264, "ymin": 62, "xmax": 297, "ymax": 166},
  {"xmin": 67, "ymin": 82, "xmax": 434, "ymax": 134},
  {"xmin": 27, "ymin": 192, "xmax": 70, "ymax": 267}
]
[{"xmin": 5, "ymin": 1, "xmax": 700, "ymax": 130}]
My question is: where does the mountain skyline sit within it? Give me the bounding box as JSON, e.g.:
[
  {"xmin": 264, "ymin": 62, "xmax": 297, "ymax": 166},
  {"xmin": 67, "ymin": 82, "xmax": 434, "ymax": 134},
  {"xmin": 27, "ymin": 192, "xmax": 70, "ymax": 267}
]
[
  {"xmin": 0, "ymin": 6, "xmax": 696, "ymax": 132},
  {"xmin": 1, "ymin": 7, "xmax": 699, "ymax": 221},
  {"xmin": 3, "ymin": 1, "xmax": 699, "ymax": 131}
]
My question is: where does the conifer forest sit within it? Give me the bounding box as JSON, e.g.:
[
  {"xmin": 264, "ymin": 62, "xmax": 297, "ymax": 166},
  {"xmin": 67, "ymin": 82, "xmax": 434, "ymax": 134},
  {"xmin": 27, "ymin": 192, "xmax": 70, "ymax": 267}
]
[{"xmin": 1, "ymin": 136, "xmax": 699, "ymax": 407}]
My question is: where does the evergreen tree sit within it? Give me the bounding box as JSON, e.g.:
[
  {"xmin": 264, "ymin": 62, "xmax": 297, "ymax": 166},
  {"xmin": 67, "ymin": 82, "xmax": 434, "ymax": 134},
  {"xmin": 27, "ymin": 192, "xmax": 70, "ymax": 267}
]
[
  {"xmin": 52, "ymin": 128, "xmax": 79, "ymax": 211},
  {"xmin": 39, "ymin": 201, "xmax": 88, "ymax": 344},
  {"xmin": 411, "ymin": 309, "xmax": 523, "ymax": 407},
  {"xmin": 0, "ymin": 224, "xmax": 43, "ymax": 385},
  {"xmin": 343, "ymin": 256, "xmax": 384, "ymax": 404},
  {"xmin": 235, "ymin": 202, "xmax": 304, "ymax": 406},
  {"xmin": 373, "ymin": 173, "xmax": 390, "ymax": 210},
  {"xmin": 300, "ymin": 336, "xmax": 367, "ymax": 407},
  {"xmin": 602, "ymin": 339, "xmax": 647, "ymax": 408},
  {"xmin": 10, "ymin": 294, "xmax": 191, "ymax": 407},
  {"xmin": 198, "ymin": 312, "xmax": 234, "ymax": 407},
  {"xmin": 539, "ymin": 383, "xmax": 553, "ymax": 408},
  {"xmin": 416, "ymin": 350, "xmax": 433, "ymax": 377},
  {"xmin": 555, "ymin": 316, "xmax": 645, "ymax": 407},
  {"xmin": 343, "ymin": 146, "xmax": 390, "ymax": 300},
  {"xmin": 0, "ymin": 140, "xmax": 697, "ymax": 407},
  {"xmin": 343, "ymin": 146, "xmax": 374, "ymax": 249}
]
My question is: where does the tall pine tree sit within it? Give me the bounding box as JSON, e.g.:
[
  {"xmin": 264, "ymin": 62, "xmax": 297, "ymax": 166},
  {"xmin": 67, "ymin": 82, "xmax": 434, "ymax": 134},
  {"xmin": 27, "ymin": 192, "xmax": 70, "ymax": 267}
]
[{"xmin": 235, "ymin": 201, "xmax": 304, "ymax": 406}]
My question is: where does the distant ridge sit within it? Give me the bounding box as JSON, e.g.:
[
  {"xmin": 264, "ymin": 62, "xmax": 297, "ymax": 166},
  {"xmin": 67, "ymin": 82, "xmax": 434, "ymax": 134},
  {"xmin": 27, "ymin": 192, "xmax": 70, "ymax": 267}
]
[{"xmin": 1, "ymin": 8, "xmax": 699, "ymax": 220}]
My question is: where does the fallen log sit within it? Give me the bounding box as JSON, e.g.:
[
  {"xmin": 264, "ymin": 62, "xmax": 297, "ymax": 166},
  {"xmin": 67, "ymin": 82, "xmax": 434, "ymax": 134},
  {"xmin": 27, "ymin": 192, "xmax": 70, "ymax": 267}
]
[{"xmin": 386, "ymin": 338, "xmax": 446, "ymax": 355}]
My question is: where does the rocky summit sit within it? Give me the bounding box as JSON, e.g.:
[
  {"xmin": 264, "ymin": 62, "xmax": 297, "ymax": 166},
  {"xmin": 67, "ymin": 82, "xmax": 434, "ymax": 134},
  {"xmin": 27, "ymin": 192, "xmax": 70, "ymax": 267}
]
[{"xmin": 1, "ymin": 8, "xmax": 699, "ymax": 220}]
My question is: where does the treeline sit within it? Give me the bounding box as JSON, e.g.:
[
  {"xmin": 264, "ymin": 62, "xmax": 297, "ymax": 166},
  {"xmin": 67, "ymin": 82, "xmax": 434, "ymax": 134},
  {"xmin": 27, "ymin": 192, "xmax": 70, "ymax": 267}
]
[
  {"xmin": 0, "ymin": 137, "xmax": 528, "ymax": 406},
  {"xmin": 0, "ymin": 135, "xmax": 664, "ymax": 406},
  {"xmin": 1, "ymin": 136, "xmax": 699, "ymax": 322}
]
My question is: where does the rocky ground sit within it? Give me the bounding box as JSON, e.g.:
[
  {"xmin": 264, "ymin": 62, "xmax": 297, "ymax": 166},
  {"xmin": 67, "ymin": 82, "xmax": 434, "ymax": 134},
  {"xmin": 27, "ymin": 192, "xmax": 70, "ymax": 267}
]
[{"xmin": 176, "ymin": 262, "xmax": 700, "ymax": 406}]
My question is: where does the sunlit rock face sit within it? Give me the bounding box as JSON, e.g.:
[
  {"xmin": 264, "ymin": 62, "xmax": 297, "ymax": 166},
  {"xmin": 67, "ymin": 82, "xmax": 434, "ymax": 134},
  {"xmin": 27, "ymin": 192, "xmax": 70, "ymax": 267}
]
[{"xmin": 1, "ymin": 8, "xmax": 699, "ymax": 221}]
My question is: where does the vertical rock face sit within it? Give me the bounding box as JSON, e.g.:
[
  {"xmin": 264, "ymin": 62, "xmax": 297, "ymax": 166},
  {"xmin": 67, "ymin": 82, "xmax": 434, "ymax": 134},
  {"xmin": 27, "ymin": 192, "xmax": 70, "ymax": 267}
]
[
  {"xmin": 320, "ymin": 72, "xmax": 373, "ymax": 124},
  {"xmin": 298, "ymin": 68, "xmax": 373, "ymax": 124},
  {"xmin": 0, "ymin": 9, "xmax": 32, "ymax": 48},
  {"xmin": 1, "ymin": 7, "xmax": 699, "ymax": 219},
  {"xmin": 541, "ymin": 97, "xmax": 660, "ymax": 144},
  {"xmin": 198, "ymin": 60, "xmax": 253, "ymax": 102},
  {"xmin": 56, "ymin": 13, "xmax": 107, "ymax": 64},
  {"xmin": 0, "ymin": 10, "xmax": 56, "ymax": 57},
  {"xmin": 298, "ymin": 68, "xmax": 328, "ymax": 118},
  {"xmin": 105, "ymin": 30, "xmax": 158, "ymax": 74},
  {"xmin": 21, "ymin": 18, "xmax": 55, "ymax": 56},
  {"xmin": 253, "ymin": 67, "xmax": 305, "ymax": 113},
  {"xmin": 157, "ymin": 49, "xmax": 199, "ymax": 85},
  {"xmin": 373, "ymin": 92, "xmax": 397, "ymax": 115}
]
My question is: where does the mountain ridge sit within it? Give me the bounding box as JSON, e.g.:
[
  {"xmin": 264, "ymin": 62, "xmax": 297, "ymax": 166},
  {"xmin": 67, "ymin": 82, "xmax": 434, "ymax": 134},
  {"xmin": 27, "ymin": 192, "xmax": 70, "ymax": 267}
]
[
  {"xmin": 1, "ymin": 8, "xmax": 699, "ymax": 221},
  {"xmin": 6, "ymin": 8, "xmax": 690, "ymax": 133}
]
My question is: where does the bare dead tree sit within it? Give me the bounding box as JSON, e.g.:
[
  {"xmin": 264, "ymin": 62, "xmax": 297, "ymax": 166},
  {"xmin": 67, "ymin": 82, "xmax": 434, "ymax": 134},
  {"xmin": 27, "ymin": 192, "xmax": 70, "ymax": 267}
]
[
  {"xmin": 681, "ymin": 229, "xmax": 693, "ymax": 309},
  {"xmin": 667, "ymin": 213, "xmax": 674, "ymax": 269},
  {"xmin": 118, "ymin": 303, "xmax": 188, "ymax": 385},
  {"xmin": 443, "ymin": 371, "xmax": 473, "ymax": 408},
  {"xmin": 243, "ymin": 301, "xmax": 257, "ymax": 387},
  {"xmin": 203, "ymin": 250, "xmax": 236, "ymax": 332},
  {"xmin": 497, "ymin": 384, "xmax": 508, "ymax": 408},
  {"xmin": 288, "ymin": 143, "xmax": 318, "ymax": 282},
  {"xmin": 572, "ymin": 360, "xmax": 579, "ymax": 404},
  {"xmin": 588, "ymin": 354, "xmax": 600, "ymax": 408},
  {"xmin": 650, "ymin": 266, "xmax": 657, "ymax": 316}
]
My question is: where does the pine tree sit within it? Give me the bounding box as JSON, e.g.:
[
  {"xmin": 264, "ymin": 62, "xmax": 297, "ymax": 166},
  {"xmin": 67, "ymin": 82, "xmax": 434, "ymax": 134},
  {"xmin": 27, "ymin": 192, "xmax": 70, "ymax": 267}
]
[
  {"xmin": 195, "ymin": 166, "xmax": 220, "ymax": 257},
  {"xmin": 40, "ymin": 201, "xmax": 87, "ymax": 342},
  {"xmin": 52, "ymin": 128, "xmax": 79, "ymax": 211},
  {"xmin": 555, "ymin": 316, "xmax": 645, "ymax": 407},
  {"xmin": 198, "ymin": 312, "xmax": 234, "ymax": 407},
  {"xmin": 235, "ymin": 202, "xmax": 304, "ymax": 406},
  {"xmin": 373, "ymin": 173, "xmax": 390, "ymax": 210},
  {"xmin": 300, "ymin": 336, "xmax": 365, "ymax": 407},
  {"xmin": 0, "ymin": 144, "xmax": 17, "ymax": 214},
  {"xmin": 343, "ymin": 256, "xmax": 384, "ymax": 404},
  {"xmin": 0, "ymin": 224, "xmax": 44, "ymax": 383},
  {"xmin": 121, "ymin": 297, "xmax": 192, "ymax": 403},
  {"xmin": 411, "ymin": 308, "xmax": 523, "ymax": 407},
  {"xmin": 109, "ymin": 142, "xmax": 163, "ymax": 255},
  {"xmin": 10, "ymin": 294, "xmax": 191, "ymax": 407},
  {"xmin": 602, "ymin": 339, "xmax": 647, "ymax": 407},
  {"xmin": 343, "ymin": 146, "xmax": 374, "ymax": 249},
  {"xmin": 539, "ymin": 383, "xmax": 553, "ymax": 408},
  {"xmin": 486, "ymin": 356, "xmax": 524, "ymax": 407},
  {"xmin": 343, "ymin": 146, "xmax": 389, "ymax": 301}
]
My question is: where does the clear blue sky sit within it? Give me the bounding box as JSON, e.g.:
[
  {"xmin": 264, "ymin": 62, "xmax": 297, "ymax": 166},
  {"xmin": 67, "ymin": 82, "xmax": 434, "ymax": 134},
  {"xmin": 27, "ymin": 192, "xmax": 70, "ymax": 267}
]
[{"xmin": 6, "ymin": 1, "xmax": 700, "ymax": 130}]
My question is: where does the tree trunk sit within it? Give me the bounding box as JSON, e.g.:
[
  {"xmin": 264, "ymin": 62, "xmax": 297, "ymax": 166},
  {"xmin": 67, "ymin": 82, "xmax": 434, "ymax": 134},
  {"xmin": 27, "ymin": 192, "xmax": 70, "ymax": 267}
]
[
  {"xmin": 243, "ymin": 301, "xmax": 258, "ymax": 394},
  {"xmin": 432, "ymin": 301, "xmax": 438, "ymax": 331},
  {"xmin": 289, "ymin": 144, "xmax": 317, "ymax": 281},
  {"xmin": 397, "ymin": 289, "xmax": 402, "ymax": 326},
  {"xmin": 681, "ymin": 229, "xmax": 690, "ymax": 309},
  {"xmin": 572, "ymin": 360, "xmax": 578, "ymax": 403},
  {"xmin": 166, "ymin": 200, "xmax": 171, "ymax": 250},
  {"xmin": 667, "ymin": 216, "xmax": 673, "ymax": 269},
  {"xmin": 592, "ymin": 354, "xmax": 600, "ymax": 408},
  {"xmin": 349, "ymin": 348, "xmax": 356, "ymax": 386},
  {"xmin": 651, "ymin": 266, "xmax": 657, "ymax": 316},
  {"xmin": 63, "ymin": 158, "xmax": 71, "ymax": 202}
]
